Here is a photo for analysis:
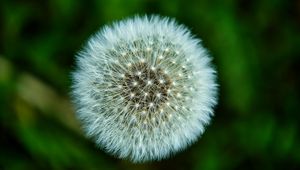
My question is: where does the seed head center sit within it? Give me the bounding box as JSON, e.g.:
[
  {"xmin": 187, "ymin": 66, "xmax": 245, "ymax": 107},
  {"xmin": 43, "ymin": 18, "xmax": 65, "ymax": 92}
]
[{"xmin": 122, "ymin": 62, "xmax": 171, "ymax": 112}]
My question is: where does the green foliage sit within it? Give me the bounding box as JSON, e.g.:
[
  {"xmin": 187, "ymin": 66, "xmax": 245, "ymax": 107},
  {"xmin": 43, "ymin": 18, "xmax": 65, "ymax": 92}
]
[{"xmin": 0, "ymin": 0, "xmax": 299, "ymax": 169}]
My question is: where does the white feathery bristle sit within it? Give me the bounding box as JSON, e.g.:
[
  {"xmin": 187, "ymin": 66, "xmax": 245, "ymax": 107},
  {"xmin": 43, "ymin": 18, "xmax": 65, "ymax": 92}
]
[{"xmin": 71, "ymin": 15, "xmax": 218, "ymax": 163}]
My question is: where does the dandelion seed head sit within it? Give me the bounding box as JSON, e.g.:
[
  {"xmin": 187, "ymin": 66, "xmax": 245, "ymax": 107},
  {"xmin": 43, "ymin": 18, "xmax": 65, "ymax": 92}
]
[{"xmin": 72, "ymin": 15, "xmax": 218, "ymax": 163}]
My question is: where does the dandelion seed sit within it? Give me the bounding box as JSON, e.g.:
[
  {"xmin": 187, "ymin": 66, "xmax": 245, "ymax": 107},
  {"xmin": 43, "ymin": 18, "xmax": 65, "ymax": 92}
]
[
  {"xmin": 136, "ymin": 71, "xmax": 142, "ymax": 76},
  {"xmin": 71, "ymin": 15, "xmax": 218, "ymax": 163},
  {"xmin": 159, "ymin": 79, "xmax": 164, "ymax": 84},
  {"xmin": 132, "ymin": 81, "xmax": 138, "ymax": 86},
  {"xmin": 140, "ymin": 58, "xmax": 146, "ymax": 63},
  {"xmin": 146, "ymin": 47, "xmax": 151, "ymax": 51},
  {"xmin": 130, "ymin": 93, "xmax": 135, "ymax": 98},
  {"xmin": 149, "ymin": 102, "xmax": 154, "ymax": 107},
  {"xmin": 147, "ymin": 80, "xmax": 152, "ymax": 85}
]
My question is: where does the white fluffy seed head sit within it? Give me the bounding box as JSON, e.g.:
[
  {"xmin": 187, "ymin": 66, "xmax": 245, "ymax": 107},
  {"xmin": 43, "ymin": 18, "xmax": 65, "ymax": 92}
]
[{"xmin": 71, "ymin": 15, "xmax": 218, "ymax": 163}]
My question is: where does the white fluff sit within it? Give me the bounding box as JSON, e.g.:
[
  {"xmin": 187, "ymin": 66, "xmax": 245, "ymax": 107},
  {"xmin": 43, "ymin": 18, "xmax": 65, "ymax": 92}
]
[{"xmin": 71, "ymin": 15, "xmax": 218, "ymax": 163}]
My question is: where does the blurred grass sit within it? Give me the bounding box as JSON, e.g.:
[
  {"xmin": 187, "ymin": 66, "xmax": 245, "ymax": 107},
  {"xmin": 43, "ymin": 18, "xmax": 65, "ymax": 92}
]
[{"xmin": 1, "ymin": 0, "xmax": 300, "ymax": 169}]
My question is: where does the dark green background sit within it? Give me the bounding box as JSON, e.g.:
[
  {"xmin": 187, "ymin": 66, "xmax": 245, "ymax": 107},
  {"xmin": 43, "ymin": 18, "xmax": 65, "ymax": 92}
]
[{"xmin": 1, "ymin": 0, "xmax": 299, "ymax": 169}]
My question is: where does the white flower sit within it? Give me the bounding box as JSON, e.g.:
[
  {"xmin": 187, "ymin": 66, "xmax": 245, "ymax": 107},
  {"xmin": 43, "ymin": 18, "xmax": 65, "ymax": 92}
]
[{"xmin": 71, "ymin": 15, "xmax": 218, "ymax": 163}]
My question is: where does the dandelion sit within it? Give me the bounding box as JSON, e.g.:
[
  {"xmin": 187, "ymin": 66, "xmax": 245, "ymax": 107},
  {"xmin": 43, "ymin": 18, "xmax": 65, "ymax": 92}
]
[{"xmin": 71, "ymin": 15, "xmax": 218, "ymax": 163}]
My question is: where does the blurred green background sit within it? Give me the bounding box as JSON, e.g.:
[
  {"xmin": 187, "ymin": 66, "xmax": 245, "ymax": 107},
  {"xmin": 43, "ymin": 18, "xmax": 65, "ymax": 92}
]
[{"xmin": 1, "ymin": 0, "xmax": 300, "ymax": 169}]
